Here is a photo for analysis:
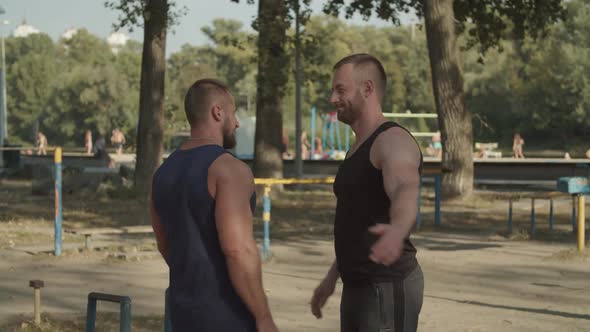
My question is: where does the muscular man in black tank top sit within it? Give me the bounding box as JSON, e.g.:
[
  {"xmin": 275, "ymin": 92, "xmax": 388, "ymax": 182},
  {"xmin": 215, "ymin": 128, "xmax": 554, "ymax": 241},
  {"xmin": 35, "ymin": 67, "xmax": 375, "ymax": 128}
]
[{"xmin": 311, "ymin": 54, "xmax": 424, "ymax": 332}]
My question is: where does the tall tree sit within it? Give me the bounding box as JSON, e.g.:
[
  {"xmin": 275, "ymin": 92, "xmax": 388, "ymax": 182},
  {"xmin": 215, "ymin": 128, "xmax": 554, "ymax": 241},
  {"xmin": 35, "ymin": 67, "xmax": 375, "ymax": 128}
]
[
  {"xmin": 252, "ymin": 0, "xmax": 291, "ymax": 178},
  {"xmin": 323, "ymin": 0, "xmax": 566, "ymax": 198},
  {"xmin": 231, "ymin": 0, "xmax": 312, "ymax": 178},
  {"xmin": 423, "ymin": 0, "xmax": 472, "ymax": 198},
  {"xmin": 133, "ymin": 0, "xmax": 166, "ymax": 196},
  {"xmin": 106, "ymin": 0, "xmax": 184, "ymax": 196}
]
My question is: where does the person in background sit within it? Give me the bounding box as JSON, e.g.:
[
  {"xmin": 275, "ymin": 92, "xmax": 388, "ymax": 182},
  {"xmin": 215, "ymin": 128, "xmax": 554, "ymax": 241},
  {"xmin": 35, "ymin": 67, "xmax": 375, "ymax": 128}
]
[
  {"xmin": 85, "ymin": 130, "xmax": 93, "ymax": 155},
  {"xmin": 281, "ymin": 128, "xmax": 292, "ymax": 160},
  {"xmin": 301, "ymin": 131, "xmax": 311, "ymax": 160},
  {"xmin": 111, "ymin": 128, "xmax": 126, "ymax": 155},
  {"xmin": 513, "ymin": 133, "xmax": 525, "ymax": 159},
  {"xmin": 314, "ymin": 136, "xmax": 323, "ymax": 159},
  {"xmin": 36, "ymin": 132, "xmax": 48, "ymax": 155}
]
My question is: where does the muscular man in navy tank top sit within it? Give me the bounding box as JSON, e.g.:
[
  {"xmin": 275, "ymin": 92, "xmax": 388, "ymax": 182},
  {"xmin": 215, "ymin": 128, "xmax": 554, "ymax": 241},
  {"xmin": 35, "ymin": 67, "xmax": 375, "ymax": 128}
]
[
  {"xmin": 150, "ymin": 79, "xmax": 277, "ymax": 332},
  {"xmin": 311, "ymin": 54, "xmax": 425, "ymax": 332}
]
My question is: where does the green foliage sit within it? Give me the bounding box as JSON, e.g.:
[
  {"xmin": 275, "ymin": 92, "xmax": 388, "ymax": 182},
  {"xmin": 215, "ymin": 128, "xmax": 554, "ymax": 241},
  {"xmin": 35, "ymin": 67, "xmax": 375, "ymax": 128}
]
[
  {"xmin": 104, "ymin": 0, "xmax": 186, "ymax": 32},
  {"xmin": 5, "ymin": 0, "xmax": 590, "ymax": 154},
  {"xmin": 164, "ymin": 18, "xmax": 258, "ymax": 135},
  {"xmin": 165, "ymin": 44, "xmax": 217, "ymax": 133},
  {"xmin": 5, "ymin": 33, "xmax": 59, "ymax": 144},
  {"xmin": 282, "ymin": 15, "xmax": 434, "ymax": 134},
  {"xmin": 322, "ymin": 0, "xmax": 566, "ymax": 54},
  {"xmin": 6, "ymin": 30, "xmax": 141, "ymax": 147},
  {"xmin": 201, "ymin": 19, "xmax": 258, "ymax": 110},
  {"xmin": 465, "ymin": 0, "xmax": 590, "ymax": 150}
]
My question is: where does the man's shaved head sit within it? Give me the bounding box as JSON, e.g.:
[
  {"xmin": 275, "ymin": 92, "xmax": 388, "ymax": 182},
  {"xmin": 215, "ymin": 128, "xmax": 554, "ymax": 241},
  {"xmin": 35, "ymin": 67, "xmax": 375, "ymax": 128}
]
[
  {"xmin": 184, "ymin": 78, "xmax": 233, "ymax": 126},
  {"xmin": 333, "ymin": 53, "xmax": 387, "ymax": 101}
]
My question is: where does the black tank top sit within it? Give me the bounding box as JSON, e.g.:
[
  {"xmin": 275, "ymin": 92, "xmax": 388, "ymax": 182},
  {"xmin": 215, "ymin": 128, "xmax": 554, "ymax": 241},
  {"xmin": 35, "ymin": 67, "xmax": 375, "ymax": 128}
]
[{"xmin": 333, "ymin": 122, "xmax": 422, "ymax": 284}]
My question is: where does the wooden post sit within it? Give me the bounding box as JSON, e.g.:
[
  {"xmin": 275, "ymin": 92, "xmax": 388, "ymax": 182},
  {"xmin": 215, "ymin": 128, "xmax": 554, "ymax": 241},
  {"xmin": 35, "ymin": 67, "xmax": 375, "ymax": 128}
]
[{"xmin": 29, "ymin": 280, "xmax": 44, "ymax": 325}]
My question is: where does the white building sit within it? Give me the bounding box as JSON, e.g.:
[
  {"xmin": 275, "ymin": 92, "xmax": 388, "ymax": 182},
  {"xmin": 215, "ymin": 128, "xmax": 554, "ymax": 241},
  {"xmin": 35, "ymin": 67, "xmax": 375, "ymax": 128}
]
[
  {"xmin": 12, "ymin": 19, "xmax": 40, "ymax": 38},
  {"xmin": 107, "ymin": 31, "xmax": 129, "ymax": 53},
  {"xmin": 61, "ymin": 27, "xmax": 79, "ymax": 40}
]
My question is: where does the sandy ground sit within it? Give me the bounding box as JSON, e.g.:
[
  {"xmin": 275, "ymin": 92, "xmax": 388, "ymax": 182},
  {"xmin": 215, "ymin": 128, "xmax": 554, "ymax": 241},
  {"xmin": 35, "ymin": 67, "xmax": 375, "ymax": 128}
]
[
  {"xmin": 1, "ymin": 231, "xmax": 589, "ymax": 332},
  {"xmin": 1, "ymin": 179, "xmax": 589, "ymax": 331}
]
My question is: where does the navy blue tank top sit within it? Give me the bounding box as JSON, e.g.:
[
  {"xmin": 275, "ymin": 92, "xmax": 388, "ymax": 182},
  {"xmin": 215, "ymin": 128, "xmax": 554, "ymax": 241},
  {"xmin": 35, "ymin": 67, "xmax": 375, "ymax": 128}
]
[{"xmin": 152, "ymin": 145, "xmax": 256, "ymax": 331}]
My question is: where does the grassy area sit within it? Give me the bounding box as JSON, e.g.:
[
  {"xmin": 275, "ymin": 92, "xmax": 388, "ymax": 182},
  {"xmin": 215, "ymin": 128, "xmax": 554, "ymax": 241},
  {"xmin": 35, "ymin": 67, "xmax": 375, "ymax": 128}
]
[
  {"xmin": 0, "ymin": 178, "xmax": 146, "ymax": 249},
  {"xmin": 545, "ymin": 248, "xmax": 590, "ymax": 262},
  {"xmin": 254, "ymin": 189, "xmax": 337, "ymax": 240},
  {"xmin": 1, "ymin": 178, "xmax": 586, "ymax": 251},
  {"xmin": 1, "ymin": 313, "xmax": 164, "ymax": 332},
  {"xmin": 0, "ymin": 179, "xmax": 145, "ymax": 229}
]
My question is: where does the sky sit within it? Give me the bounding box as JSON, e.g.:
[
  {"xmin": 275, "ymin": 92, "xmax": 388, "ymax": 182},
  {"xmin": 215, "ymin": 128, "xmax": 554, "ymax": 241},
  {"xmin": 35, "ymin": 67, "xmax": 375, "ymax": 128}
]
[{"xmin": 0, "ymin": 0, "xmax": 416, "ymax": 57}]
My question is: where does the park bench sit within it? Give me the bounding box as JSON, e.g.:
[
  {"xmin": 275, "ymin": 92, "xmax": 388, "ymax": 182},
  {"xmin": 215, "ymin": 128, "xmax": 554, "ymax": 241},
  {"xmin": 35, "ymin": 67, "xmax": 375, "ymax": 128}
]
[
  {"xmin": 65, "ymin": 225, "xmax": 153, "ymax": 250},
  {"xmin": 475, "ymin": 142, "xmax": 502, "ymax": 158},
  {"xmin": 505, "ymin": 176, "xmax": 589, "ymax": 240},
  {"xmin": 505, "ymin": 191, "xmax": 571, "ymax": 235}
]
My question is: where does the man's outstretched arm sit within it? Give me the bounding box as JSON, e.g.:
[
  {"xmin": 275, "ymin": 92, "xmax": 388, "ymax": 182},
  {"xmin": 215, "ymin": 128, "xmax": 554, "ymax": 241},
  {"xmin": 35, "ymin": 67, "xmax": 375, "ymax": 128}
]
[{"xmin": 369, "ymin": 128, "xmax": 421, "ymax": 265}]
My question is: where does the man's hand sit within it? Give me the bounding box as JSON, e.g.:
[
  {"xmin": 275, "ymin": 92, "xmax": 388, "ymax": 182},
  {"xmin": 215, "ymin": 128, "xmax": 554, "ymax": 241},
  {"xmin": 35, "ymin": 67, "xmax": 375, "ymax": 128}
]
[
  {"xmin": 311, "ymin": 276, "xmax": 337, "ymax": 319},
  {"xmin": 368, "ymin": 223, "xmax": 405, "ymax": 266},
  {"xmin": 256, "ymin": 316, "xmax": 278, "ymax": 332}
]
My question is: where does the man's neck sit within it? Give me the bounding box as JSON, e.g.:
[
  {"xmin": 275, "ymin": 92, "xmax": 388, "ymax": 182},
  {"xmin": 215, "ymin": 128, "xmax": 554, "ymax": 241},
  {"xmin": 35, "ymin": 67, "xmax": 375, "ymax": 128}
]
[
  {"xmin": 350, "ymin": 108, "xmax": 386, "ymax": 146},
  {"xmin": 184, "ymin": 127, "xmax": 222, "ymax": 147}
]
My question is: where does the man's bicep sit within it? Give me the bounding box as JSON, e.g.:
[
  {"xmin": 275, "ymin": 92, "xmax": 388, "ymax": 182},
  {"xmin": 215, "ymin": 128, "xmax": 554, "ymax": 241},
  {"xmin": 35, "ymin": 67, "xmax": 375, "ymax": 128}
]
[
  {"xmin": 215, "ymin": 167, "xmax": 255, "ymax": 254},
  {"xmin": 380, "ymin": 133, "xmax": 420, "ymax": 191},
  {"xmin": 383, "ymin": 158, "xmax": 420, "ymax": 197}
]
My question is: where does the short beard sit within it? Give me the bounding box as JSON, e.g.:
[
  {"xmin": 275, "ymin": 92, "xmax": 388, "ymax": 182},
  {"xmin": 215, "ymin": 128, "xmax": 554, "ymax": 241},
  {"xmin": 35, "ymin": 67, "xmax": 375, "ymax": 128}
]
[{"xmin": 222, "ymin": 125, "xmax": 236, "ymax": 149}]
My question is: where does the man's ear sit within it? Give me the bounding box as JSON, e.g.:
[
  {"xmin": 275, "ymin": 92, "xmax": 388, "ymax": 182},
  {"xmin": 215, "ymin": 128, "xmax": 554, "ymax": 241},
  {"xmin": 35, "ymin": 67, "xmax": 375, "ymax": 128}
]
[
  {"xmin": 211, "ymin": 105, "xmax": 223, "ymax": 122},
  {"xmin": 363, "ymin": 80, "xmax": 375, "ymax": 99}
]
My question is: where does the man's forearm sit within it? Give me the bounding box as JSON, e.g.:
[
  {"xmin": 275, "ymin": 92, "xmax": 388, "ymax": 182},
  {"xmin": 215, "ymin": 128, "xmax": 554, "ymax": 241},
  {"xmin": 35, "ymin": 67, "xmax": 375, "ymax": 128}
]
[
  {"xmin": 325, "ymin": 260, "xmax": 340, "ymax": 283},
  {"xmin": 225, "ymin": 246, "xmax": 272, "ymax": 321},
  {"xmin": 152, "ymin": 224, "xmax": 168, "ymax": 259},
  {"xmin": 156, "ymin": 241, "xmax": 167, "ymax": 259},
  {"xmin": 389, "ymin": 184, "xmax": 420, "ymax": 236}
]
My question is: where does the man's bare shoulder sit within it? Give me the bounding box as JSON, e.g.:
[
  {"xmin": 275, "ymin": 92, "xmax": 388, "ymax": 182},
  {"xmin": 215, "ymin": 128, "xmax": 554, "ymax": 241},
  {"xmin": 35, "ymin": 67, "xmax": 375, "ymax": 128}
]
[
  {"xmin": 380, "ymin": 126, "xmax": 417, "ymax": 143},
  {"xmin": 210, "ymin": 153, "xmax": 254, "ymax": 183},
  {"xmin": 372, "ymin": 126, "xmax": 421, "ymax": 167}
]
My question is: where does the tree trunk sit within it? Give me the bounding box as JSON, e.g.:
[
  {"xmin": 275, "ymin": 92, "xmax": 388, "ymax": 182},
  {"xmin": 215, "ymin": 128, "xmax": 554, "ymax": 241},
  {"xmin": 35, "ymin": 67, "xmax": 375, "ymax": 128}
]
[
  {"xmin": 134, "ymin": 0, "xmax": 167, "ymax": 198},
  {"xmin": 254, "ymin": 0, "xmax": 289, "ymax": 178},
  {"xmin": 424, "ymin": 0, "xmax": 473, "ymax": 198}
]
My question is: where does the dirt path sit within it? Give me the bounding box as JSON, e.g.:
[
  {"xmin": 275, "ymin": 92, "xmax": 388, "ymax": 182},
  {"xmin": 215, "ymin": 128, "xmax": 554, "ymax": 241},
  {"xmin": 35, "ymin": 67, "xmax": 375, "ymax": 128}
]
[{"xmin": 1, "ymin": 232, "xmax": 589, "ymax": 331}]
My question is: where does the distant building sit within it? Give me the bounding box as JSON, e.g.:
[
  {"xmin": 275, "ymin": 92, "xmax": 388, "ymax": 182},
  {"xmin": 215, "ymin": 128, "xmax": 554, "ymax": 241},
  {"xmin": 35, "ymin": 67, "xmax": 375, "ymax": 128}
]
[
  {"xmin": 13, "ymin": 19, "xmax": 40, "ymax": 38},
  {"xmin": 13, "ymin": 20, "xmax": 130, "ymax": 54},
  {"xmin": 61, "ymin": 27, "xmax": 79, "ymax": 40},
  {"xmin": 107, "ymin": 31, "xmax": 129, "ymax": 53}
]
